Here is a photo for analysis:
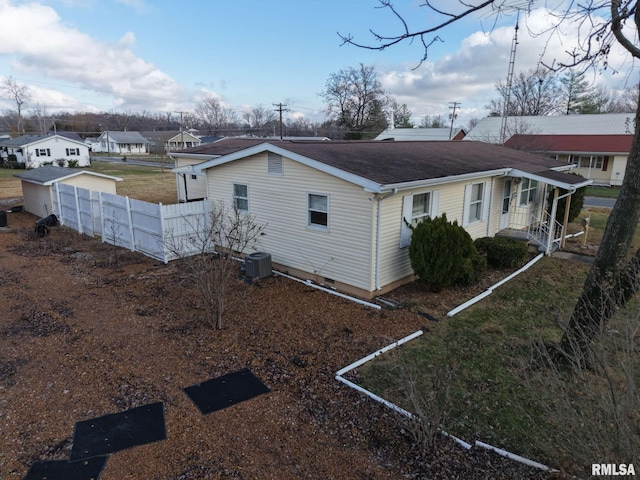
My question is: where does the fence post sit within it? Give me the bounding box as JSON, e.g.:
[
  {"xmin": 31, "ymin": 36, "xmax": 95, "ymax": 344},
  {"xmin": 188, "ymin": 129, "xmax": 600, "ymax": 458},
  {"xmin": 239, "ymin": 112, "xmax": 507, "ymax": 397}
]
[
  {"xmin": 74, "ymin": 185, "xmax": 83, "ymax": 234},
  {"xmin": 125, "ymin": 196, "xmax": 136, "ymax": 252},
  {"xmin": 100, "ymin": 191, "xmax": 107, "ymax": 244},
  {"xmin": 159, "ymin": 202, "xmax": 169, "ymax": 264}
]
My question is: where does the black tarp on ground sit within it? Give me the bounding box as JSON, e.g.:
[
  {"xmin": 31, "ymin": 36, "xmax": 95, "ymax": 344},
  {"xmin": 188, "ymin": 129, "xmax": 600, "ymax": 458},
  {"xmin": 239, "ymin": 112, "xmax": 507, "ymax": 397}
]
[
  {"xmin": 184, "ymin": 368, "xmax": 270, "ymax": 415},
  {"xmin": 23, "ymin": 456, "xmax": 107, "ymax": 480},
  {"xmin": 69, "ymin": 402, "xmax": 166, "ymax": 462}
]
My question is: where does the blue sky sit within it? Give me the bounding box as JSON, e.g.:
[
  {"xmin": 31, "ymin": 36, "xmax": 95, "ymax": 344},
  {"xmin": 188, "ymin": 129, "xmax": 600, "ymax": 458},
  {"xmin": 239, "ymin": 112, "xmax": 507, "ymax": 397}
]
[{"xmin": 0, "ymin": 0, "xmax": 637, "ymax": 128}]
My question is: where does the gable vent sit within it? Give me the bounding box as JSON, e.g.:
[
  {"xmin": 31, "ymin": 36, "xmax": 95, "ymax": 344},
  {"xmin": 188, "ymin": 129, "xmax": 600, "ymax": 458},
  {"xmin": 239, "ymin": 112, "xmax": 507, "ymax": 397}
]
[{"xmin": 268, "ymin": 152, "xmax": 283, "ymax": 175}]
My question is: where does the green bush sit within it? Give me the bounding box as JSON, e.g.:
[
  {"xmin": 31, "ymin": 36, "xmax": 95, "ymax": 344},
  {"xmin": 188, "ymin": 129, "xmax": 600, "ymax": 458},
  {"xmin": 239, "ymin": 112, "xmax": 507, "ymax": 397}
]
[
  {"xmin": 474, "ymin": 236, "xmax": 528, "ymax": 268},
  {"xmin": 408, "ymin": 213, "xmax": 480, "ymax": 292},
  {"xmin": 68, "ymin": 159, "xmax": 79, "ymax": 168}
]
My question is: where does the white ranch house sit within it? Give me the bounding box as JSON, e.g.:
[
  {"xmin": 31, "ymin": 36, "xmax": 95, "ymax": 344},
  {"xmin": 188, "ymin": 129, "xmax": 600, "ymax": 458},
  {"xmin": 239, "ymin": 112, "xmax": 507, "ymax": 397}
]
[
  {"xmin": 95, "ymin": 131, "xmax": 149, "ymax": 155},
  {"xmin": 0, "ymin": 134, "xmax": 90, "ymax": 168},
  {"xmin": 177, "ymin": 140, "xmax": 590, "ymax": 299}
]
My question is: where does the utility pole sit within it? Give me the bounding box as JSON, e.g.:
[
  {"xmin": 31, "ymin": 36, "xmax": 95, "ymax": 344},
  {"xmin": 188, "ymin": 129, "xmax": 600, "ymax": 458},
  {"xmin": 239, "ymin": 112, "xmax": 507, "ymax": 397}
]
[
  {"xmin": 448, "ymin": 102, "xmax": 461, "ymax": 140},
  {"xmin": 175, "ymin": 111, "xmax": 187, "ymax": 148},
  {"xmin": 273, "ymin": 103, "xmax": 289, "ymax": 140}
]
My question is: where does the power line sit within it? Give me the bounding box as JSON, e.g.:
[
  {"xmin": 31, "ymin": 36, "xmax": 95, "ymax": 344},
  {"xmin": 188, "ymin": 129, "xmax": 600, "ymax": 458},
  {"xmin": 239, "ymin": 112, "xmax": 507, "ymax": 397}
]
[{"xmin": 273, "ymin": 103, "xmax": 289, "ymax": 139}]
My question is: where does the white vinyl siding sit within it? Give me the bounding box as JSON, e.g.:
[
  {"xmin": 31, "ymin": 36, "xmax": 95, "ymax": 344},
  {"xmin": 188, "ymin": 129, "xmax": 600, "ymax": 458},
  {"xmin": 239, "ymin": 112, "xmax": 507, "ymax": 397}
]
[{"xmin": 204, "ymin": 152, "xmax": 375, "ymax": 292}]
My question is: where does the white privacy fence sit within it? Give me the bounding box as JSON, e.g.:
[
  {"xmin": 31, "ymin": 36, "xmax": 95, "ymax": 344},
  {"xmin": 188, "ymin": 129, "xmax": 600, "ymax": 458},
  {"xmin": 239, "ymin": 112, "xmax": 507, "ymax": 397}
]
[{"xmin": 53, "ymin": 183, "xmax": 212, "ymax": 263}]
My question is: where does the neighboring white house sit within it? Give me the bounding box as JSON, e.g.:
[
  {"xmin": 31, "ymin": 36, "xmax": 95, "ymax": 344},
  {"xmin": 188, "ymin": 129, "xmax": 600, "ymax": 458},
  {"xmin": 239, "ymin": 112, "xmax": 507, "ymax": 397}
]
[
  {"xmin": 166, "ymin": 131, "xmax": 201, "ymax": 151},
  {"xmin": 14, "ymin": 165, "xmax": 122, "ymax": 218},
  {"xmin": 183, "ymin": 140, "xmax": 590, "ymax": 298},
  {"xmin": 84, "ymin": 137, "xmax": 101, "ymax": 152},
  {"xmin": 95, "ymin": 131, "xmax": 149, "ymax": 155},
  {"xmin": 375, "ymin": 127, "xmax": 466, "ymax": 141},
  {"xmin": 0, "ymin": 134, "xmax": 91, "ymax": 168},
  {"xmin": 465, "ymin": 113, "xmax": 635, "ymax": 143}
]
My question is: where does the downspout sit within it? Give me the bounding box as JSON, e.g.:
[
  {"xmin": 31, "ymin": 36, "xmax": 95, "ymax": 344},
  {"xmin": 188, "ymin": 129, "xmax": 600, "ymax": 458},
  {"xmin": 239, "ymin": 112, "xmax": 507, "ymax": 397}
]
[{"xmin": 375, "ymin": 188, "xmax": 398, "ymax": 291}]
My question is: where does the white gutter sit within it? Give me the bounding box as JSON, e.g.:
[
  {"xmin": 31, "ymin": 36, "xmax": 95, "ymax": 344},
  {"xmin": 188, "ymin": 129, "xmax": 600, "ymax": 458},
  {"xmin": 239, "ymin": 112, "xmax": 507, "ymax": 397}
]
[
  {"xmin": 375, "ymin": 189, "xmax": 398, "ymax": 291},
  {"xmin": 379, "ymin": 169, "xmax": 511, "ymax": 192}
]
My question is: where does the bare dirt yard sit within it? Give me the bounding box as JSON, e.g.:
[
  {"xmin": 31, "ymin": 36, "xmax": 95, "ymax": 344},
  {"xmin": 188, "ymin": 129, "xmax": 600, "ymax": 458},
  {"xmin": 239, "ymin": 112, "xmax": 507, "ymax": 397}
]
[{"xmin": 0, "ymin": 209, "xmax": 552, "ymax": 479}]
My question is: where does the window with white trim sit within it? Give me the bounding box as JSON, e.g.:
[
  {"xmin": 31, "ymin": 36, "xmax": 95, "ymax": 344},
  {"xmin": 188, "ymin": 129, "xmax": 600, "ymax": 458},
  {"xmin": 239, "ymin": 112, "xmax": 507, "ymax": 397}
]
[
  {"xmin": 233, "ymin": 183, "xmax": 248, "ymax": 212},
  {"xmin": 411, "ymin": 192, "xmax": 431, "ymax": 226},
  {"xmin": 65, "ymin": 148, "xmax": 80, "ymax": 156},
  {"xmin": 519, "ymin": 178, "xmax": 538, "ymax": 206},
  {"xmin": 467, "ymin": 183, "xmax": 484, "ymax": 224},
  {"xmin": 575, "ymin": 155, "xmax": 603, "ymax": 169},
  {"xmin": 308, "ymin": 194, "xmax": 328, "ymax": 229},
  {"xmin": 35, "ymin": 148, "xmax": 51, "ymax": 157},
  {"xmin": 400, "ymin": 190, "xmax": 440, "ymax": 247}
]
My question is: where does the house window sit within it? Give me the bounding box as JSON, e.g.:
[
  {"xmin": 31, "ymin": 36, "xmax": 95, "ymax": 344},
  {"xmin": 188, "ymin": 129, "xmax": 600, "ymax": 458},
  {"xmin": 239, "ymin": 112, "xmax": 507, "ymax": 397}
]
[
  {"xmin": 519, "ymin": 178, "xmax": 538, "ymax": 205},
  {"xmin": 268, "ymin": 152, "xmax": 283, "ymax": 175},
  {"xmin": 576, "ymin": 155, "xmax": 603, "ymax": 169},
  {"xmin": 400, "ymin": 191, "xmax": 439, "ymax": 247},
  {"xmin": 308, "ymin": 194, "xmax": 328, "ymax": 229},
  {"xmin": 35, "ymin": 148, "xmax": 50, "ymax": 157},
  {"xmin": 411, "ymin": 192, "xmax": 431, "ymax": 226},
  {"xmin": 233, "ymin": 184, "xmax": 249, "ymax": 212},
  {"xmin": 191, "ymin": 174, "xmax": 197, "ymax": 180},
  {"xmin": 467, "ymin": 183, "xmax": 484, "ymax": 224},
  {"xmin": 65, "ymin": 148, "xmax": 79, "ymax": 156}
]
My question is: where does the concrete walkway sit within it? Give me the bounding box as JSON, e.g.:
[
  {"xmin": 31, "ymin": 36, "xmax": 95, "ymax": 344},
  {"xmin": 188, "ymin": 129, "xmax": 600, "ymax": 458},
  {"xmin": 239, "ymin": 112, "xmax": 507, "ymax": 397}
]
[{"xmin": 552, "ymin": 251, "xmax": 595, "ymax": 264}]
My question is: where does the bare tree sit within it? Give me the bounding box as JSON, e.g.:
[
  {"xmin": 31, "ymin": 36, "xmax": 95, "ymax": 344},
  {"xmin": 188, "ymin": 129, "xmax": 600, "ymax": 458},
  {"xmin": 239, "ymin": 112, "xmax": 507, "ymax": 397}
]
[
  {"xmin": 165, "ymin": 202, "xmax": 266, "ymax": 329},
  {"xmin": 419, "ymin": 114, "xmax": 446, "ymax": 128},
  {"xmin": 194, "ymin": 95, "xmax": 238, "ymax": 135},
  {"xmin": 242, "ymin": 105, "xmax": 277, "ymax": 137},
  {"xmin": 320, "ymin": 63, "xmax": 389, "ymax": 139},
  {"xmin": 488, "ymin": 68, "xmax": 561, "ymax": 116},
  {"xmin": 2, "ymin": 76, "xmax": 31, "ymax": 134},
  {"xmin": 340, "ymin": 0, "xmax": 640, "ymax": 365}
]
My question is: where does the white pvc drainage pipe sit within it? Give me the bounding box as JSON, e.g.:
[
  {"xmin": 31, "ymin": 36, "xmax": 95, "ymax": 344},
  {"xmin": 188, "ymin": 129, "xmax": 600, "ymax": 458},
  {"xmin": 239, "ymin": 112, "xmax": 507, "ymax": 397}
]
[
  {"xmin": 447, "ymin": 253, "xmax": 544, "ymax": 317},
  {"xmin": 272, "ymin": 271, "xmax": 381, "ymax": 310},
  {"xmin": 335, "ymin": 331, "xmax": 556, "ymax": 472}
]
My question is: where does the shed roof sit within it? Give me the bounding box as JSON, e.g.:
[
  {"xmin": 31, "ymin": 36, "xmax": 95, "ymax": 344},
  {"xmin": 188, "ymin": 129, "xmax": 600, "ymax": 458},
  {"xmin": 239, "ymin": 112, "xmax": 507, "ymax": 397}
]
[
  {"xmin": 375, "ymin": 127, "xmax": 465, "ymax": 141},
  {"xmin": 504, "ymin": 134, "xmax": 633, "ymax": 154},
  {"xmin": 14, "ymin": 165, "xmax": 122, "ymax": 185},
  {"xmin": 192, "ymin": 140, "xmax": 591, "ymax": 192}
]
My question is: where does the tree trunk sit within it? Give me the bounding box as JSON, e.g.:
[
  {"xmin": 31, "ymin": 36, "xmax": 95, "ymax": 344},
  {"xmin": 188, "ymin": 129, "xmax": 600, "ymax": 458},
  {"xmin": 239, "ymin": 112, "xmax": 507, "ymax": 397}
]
[{"xmin": 561, "ymin": 105, "xmax": 640, "ymax": 365}]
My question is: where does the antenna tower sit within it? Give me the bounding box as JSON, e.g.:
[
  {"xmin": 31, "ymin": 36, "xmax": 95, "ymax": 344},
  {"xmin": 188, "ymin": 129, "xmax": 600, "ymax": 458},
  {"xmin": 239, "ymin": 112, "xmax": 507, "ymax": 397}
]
[{"xmin": 500, "ymin": 14, "xmax": 520, "ymax": 144}]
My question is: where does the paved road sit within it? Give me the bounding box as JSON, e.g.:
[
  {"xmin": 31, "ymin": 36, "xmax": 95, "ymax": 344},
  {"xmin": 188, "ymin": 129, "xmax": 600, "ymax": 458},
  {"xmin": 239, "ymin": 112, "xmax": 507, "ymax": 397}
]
[
  {"xmin": 91, "ymin": 155, "xmax": 173, "ymax": 168},
  {"xmin": 584, "ymin": 196, "xmax": 616, "ymax": 208}
]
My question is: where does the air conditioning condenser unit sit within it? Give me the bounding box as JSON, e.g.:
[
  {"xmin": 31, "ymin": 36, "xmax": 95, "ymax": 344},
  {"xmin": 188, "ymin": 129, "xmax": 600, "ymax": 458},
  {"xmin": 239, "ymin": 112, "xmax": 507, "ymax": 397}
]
[{"xmin": 245, "ymin": 252, "xmax": 272, "ymax": 279}]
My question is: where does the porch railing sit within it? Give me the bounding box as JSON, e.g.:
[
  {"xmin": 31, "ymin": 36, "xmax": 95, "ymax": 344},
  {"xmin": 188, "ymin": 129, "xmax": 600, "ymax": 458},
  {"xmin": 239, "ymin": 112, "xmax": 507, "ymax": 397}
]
[{"xmin": 526, "ymin": 210, "xmax": 564, "ymax": 254}]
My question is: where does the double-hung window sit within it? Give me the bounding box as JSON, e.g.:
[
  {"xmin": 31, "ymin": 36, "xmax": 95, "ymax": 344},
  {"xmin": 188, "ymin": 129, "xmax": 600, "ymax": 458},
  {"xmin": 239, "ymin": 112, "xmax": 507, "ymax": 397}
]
[
  {"xmin": 233, "ymin": 183, "xmax": 248, "ymax": 213},
  {"xmin": 411, "ymin": 193, "xmax": 431, "ymax": 226},
  {"xmin": 519, "ymin": 178, "xmax": 538, "ymax": 206},
  {"xmin": 467, "ymin": 183, "xmax": 484, "ymax": 224},
  {"xmin": 35, "ymin": 148, "xmax": 50, "ymax": 157},
  {"xmin": 308, "ymin": 194, "xmax": 328, "ymax": 230},
  {"xmin": 65, "ymin": 148, "xmax": 79, "ymax": 156}
]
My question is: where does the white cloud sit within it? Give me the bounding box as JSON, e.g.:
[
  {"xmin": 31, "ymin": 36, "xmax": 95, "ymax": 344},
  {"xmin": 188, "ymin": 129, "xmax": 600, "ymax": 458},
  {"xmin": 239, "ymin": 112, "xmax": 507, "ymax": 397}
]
[
  {"xmin": 0, "ymin": 0, "xmax": 184, "ymax": 111},
  {"xmin": 380, "ymin": 6, "xmax": 637, "ymax": 126}
]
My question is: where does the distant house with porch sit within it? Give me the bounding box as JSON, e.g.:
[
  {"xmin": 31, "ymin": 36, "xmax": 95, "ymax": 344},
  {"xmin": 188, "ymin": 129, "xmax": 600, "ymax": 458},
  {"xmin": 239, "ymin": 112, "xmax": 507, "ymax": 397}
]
[
  {"xmin": 95, "ymin": 131, "xmax": 149, "ymax": 155},
  {"xmin": 504, "ymin": 134, "xmax": 633, "ymax": 186}
]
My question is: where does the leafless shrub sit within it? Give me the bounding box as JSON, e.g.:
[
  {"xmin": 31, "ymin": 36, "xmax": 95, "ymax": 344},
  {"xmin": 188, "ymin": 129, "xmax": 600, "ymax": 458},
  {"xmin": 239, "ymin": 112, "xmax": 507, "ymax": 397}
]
[
  {"xmin": 400, "ymin": 361, "xmax": 457, "ymax": 454},
  {"xmin": 164, "ymin": 201, "xmax": 266, "ymax": 329},
  {"xmin": 526, "ymin": 301, "xmax": 640, "ymax": 475}
]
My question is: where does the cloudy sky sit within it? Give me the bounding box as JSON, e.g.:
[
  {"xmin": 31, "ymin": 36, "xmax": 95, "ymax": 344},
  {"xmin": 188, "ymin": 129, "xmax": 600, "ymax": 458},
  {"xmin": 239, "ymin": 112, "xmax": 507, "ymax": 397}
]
[{"xmin": 0, "ymin": 0, "xmax": 637, "ymax": 129}]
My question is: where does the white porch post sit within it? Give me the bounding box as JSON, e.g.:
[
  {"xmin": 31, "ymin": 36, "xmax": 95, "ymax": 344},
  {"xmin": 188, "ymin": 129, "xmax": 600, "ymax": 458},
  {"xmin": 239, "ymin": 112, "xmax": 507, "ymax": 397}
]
[{"xmin": 547, "ymin": 187, "xmax": 559, "ymax": 255}]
